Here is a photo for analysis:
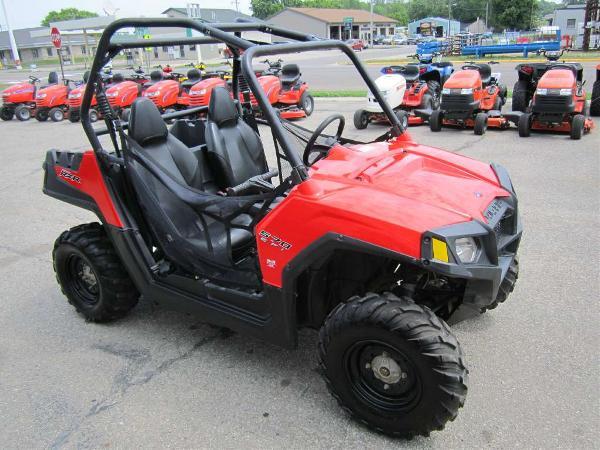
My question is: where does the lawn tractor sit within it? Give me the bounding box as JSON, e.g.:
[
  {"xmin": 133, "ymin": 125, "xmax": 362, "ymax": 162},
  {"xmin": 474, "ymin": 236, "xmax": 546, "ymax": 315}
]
[
  {"xmin": 518, "ymin": 63, "xmax": 593, "ymax": 139},
  {"xmin": 34, "ymin": 76, "xmax": 75, "ymax": 122},
  {"xmin": 353, "ymin": 64, "xmax": 437, "ymax": 129},
  {"xmin": 407, "ymin": 52, "xmax": 454, "ymax": 103},
  {"xmin": 512, "ymin": 49, "xmax": 577, "ymax": 112},
  {"xmin": 430, "ymin": 62, "xmax": 511, "ymax": 135},
  {"xmin": 105, "ymin": 69, "xmax": 152, "ymax": 121},
  {"xmin": 591, "ymin": 63, "xmax": 600, "ymax": 117},
  {"xmin": 142, "ymin": 68, "xmax": 200, "ymax": 120},
  {"xmin": 43, "ymin": 18, "xmax": 522, "ymax": 438},
  {"xmin": 1, "ymin": 72, "xmax": 58, "ymax": 121}
]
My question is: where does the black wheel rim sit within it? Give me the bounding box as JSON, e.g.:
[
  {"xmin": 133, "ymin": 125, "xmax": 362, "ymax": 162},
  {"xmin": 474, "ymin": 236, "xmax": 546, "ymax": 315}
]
[
  {"xmin": 345, "ymin": 340, "xmax": 422, "ymax": 412},
  {"xmin": 67, "ymin": 255, "xmax": 100, "ymax": 306}
]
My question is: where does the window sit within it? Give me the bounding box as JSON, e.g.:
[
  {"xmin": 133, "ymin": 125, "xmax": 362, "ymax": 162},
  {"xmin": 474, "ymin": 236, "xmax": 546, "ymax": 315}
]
[
  {"xmin": 162, "ymin": 46, "xmax": 169, "ymax": 52},
  {"xmin": 81, "ymin": 45, "xmax": 87, "ymax": 54},
  {"xmin": 154, "ymin": 47, "xmax": 159, "ymax": 58},
  {"xmin": 567, "ymin": 18, "xmax": 576, "ymax": 29},
  {"xmin": 189, "ymin": 45, "xmax": 196, "ymax": 51},
  {"xmin": 179, "ymin": 45, "xmax": 185, "ymax": 57},
  {"xmin": 46, "ymin": 47, "xmax": 53, "ymax": 57},
  {"xmin": 32, "ymin": 48, "xmax": 39, "ymax": 59}
]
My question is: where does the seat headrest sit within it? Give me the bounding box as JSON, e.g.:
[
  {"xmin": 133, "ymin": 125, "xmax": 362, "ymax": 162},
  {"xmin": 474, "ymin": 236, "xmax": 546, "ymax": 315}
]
[
  {"xmin": 128, "ymin": 98, "xmax": 168, "ymax": 145},
  {"xmin": 208, "ymin": 87, "xmax": 238, "ymax": 126},
  {"xmin": 150, "ymin": 70, "xmax": 163, "ymax": 82},
  {"xmin": 187, "ymin": 68, "xmax": 201, "ymax": 81},
  {"xmin": 48, "ymin": 71, "xmax": 58, "ymax": 84},
  {"xmin": 112, "ymin": 73, "xmax": 124, "ymax": 83},
  {"xmin": 83, "ymin": 70, "xmax": 91, "ymax": 83},
  {"xmin": 281, "ymin": 64, "xmax": 299, "ymax": 76}
]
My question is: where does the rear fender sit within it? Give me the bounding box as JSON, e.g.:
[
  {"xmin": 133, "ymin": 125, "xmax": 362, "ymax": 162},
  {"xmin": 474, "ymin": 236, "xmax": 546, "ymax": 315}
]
[{"xmin": 43, "ymin": 150, "xmax": 124, "ymax": 228}]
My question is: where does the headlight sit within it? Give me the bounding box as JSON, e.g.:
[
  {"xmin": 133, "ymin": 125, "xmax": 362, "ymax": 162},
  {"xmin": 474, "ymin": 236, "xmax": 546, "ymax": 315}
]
[
  {"xmin": 536, "ymin": 88, "xmax": 547, "ymax": 95},
  {"xmin": 559, "ymin": 88, "xmax": 572, "ymax": 96},
  {"xmin": 442, "ymin": 88, "xmax": 451, "ymax": 95},
  {"xmin": 36, "ymin": 93, "xmax": 47, "ymax": 99},
  {"xmin": 145, "ymin": 90, "xmax": 160, "ymax": 98},
  {"xmin": 105, "ymin": 91, "xmax": 119, "ymax": 98},
  {"xmin": 68, "ymin": 92, "xmax": 82, "ymax": 99},
  {"xmin": 460, "ymin": 88, "xmax": 473, "ymax": 95},
  {"xmin": 455, "ymin": 237, "xmax": 478, "ymax": 263}
]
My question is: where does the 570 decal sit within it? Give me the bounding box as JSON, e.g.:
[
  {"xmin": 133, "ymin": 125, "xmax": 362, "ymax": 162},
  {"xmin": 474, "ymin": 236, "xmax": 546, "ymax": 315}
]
[{"xmin": 259, "ymin": 230, "xmax": 292, "ymax": 251}]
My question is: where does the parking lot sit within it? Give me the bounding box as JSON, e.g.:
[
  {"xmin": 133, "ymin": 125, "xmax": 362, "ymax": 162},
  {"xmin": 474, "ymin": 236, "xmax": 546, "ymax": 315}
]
[{"xmin": 0, "ymin": 98, "xmax": 598, "ymax": 449}]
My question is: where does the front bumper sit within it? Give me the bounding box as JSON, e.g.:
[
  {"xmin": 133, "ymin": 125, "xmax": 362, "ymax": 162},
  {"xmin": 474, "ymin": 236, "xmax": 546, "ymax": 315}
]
[{"xmin": 422, "ymin": 164, "xmax": 522, "ymax": 322}]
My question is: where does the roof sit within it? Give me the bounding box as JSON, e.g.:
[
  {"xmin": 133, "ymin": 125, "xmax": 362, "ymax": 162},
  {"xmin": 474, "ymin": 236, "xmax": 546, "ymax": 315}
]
[
  {"xmin": 409, "ymin": 17, "xmax": 461, "ymax": 25},
  {"xmin": 280, "ymin": 8, "xmax": 397, "ymax": 24},
  {"xmin": 162, "ymin": 7, "xmax": 262, "ymax": 23},
  {"xmin": 0, "ymin": 27, "xmax": 52, "ymax": 50}
]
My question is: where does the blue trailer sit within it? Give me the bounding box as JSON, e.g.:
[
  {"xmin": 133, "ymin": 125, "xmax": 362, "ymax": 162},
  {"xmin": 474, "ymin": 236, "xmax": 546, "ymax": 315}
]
[{"xmin": 461, "ymin": 40, "xmax": 560, "ymax": 58}]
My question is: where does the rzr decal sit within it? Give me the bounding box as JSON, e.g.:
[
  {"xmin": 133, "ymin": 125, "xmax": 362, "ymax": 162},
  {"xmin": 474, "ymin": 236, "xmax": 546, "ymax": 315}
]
[
  {"xmin": 59, "ymin": 168, "xmax": 81, "ymax": 184},
  {"xmin": 259, "ymin": 230, "xmax": 291, "ymax": 251}
]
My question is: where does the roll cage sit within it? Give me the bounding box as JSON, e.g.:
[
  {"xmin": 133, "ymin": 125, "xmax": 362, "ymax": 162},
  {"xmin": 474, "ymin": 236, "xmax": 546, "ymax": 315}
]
[{"xmin": 81, "ymin": 17, "xmax": 403, "ymax": 185}]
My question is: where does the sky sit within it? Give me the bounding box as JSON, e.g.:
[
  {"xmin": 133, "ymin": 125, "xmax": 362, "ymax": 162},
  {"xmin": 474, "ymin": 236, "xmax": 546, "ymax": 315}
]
[{"xmin": 0, "ymin": 0, "xmax": 253, "ymax": 30}]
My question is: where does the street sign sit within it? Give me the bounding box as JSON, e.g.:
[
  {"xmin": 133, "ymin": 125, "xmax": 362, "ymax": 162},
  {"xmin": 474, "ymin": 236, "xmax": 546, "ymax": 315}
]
[
  {"xmin": 143, "ymin": 34, "xmax": 152, "ymax": 52},
  {"xmin": 50, "ymin": 27, "xmax": 61, "ymax": 49},
  {"xmin": 343, "ymin": 17, "xmax": 353, "ymax": 31}
]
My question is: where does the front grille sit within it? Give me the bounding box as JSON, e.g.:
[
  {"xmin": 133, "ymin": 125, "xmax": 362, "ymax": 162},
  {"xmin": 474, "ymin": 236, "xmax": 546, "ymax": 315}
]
[
  {"xmin": 67, "ymin": 98, "xmax": 80, "ymax": 107},
  {"xmin": 107, "ymin": 96, "xmax": 118, "ymax": 106},
  {"xmin": 532, "ymin": 94, "xmax": 573, "ymax": 113},
  {"xmin": 189, "ymin": 94, "xmax": 208, "ymax": 107},
  {"xmin": 485, "ymin": 198, "xmax": 518, "ymax": 253},
  {"xmin": 441, "ymin": 94, "xmax": 474, "ymax": 110}
]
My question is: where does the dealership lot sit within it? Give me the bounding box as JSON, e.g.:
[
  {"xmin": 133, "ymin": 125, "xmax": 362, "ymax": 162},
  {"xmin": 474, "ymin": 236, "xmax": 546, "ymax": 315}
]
[{"xmin": 0, "ymin": 99, "xmax": 598, "ymax": 448}]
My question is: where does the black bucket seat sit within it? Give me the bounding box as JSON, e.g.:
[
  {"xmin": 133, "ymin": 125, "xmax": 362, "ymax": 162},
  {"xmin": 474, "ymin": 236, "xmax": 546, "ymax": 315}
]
[
  {"xmin": 181, "ymin": 68, "xmax": 202, "ymax": 90},
  {"xmin": 280, "ymin": 64, "xmax": 300, "ymax": 88}
]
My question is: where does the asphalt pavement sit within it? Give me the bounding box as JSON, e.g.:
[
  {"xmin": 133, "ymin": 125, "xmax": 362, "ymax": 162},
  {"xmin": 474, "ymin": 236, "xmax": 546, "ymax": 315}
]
[{"xmin": 0, "ymin": 99, "xmax": 598, "ymax": 448}]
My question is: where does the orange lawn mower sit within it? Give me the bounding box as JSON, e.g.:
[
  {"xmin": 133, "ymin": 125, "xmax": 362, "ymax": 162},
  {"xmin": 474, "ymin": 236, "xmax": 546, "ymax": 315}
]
[
  {"xmin": 518, "ymin": 63, "xmax": 594, "ymax": 140},
  {"xmin": 429, "ymin": 62, "xmax": 513, "ymax": 135},
  {"xmin": 1, "ymin": 72, "xmax": 59, "ymax": 121}
]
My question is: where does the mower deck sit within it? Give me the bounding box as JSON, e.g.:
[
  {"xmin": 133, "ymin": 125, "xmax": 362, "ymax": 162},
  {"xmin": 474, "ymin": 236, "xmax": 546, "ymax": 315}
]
[{"xmin": 531, "ymin": 117, "xmax": 595, "ymax": 134}]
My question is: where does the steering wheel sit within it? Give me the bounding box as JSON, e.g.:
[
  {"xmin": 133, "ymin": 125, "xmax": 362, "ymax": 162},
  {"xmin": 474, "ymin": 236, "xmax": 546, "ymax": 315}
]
[
  {"xmin": 29, "ymin": 75, "xmax": 40, "ymax": 83},
  {"xmin": 303, "ymin": 114, "xmax": 345, "ymax": 166}
]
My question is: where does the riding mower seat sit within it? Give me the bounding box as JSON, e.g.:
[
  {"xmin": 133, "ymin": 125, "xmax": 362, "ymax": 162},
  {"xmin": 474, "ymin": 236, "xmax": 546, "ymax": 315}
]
[
  {"xmin": 181, "ymin": 69, "xmax": 202, "ymax": 90},
  {"xmin": 145, "ymin": 70, "xmax": 163, "ymax": 88},
  {"xmin": 280, "ymin": 64, "xmax": 301, "ymax": 88},
  {"xmin": 476, "ymin": 64, "xmax": 492, "ymax": 86},
  {"xmin": 111, "ymin": 73, "xmax": 124, "ymax": 86},
  {"xmin": 125, "ymin": 97, "xmax": 254, "ymax": 268}
]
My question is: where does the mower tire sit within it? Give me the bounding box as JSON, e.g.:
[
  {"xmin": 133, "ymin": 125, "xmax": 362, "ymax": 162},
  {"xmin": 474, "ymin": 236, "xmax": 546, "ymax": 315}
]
[
  {"xmin": 301, "ymin": 91, "xmax": 314, "ymax": 116},
  {"xmin": 429, "ymin": 109, "xmax": 443, "ymax": 132},
  {"xmin": 318, "ymin": 292, "xmax": 468, "ymax": 438},
  {"xmin": 590, "ymin": 80, "xmax": 600, "ymax": 116},
  {"xmin": 35, "ymin": 108, "xmax": 49, "ymax": 122},
  {"xmin": 353, "ymin": 109, "xmax": 369, "ymax": 129},
  {"xmin": 420, "ymin": 93, "xmax": 434, "ymax": 111},
  {"xmin": 164, "ymin": 107, "xmax": 176, "ymax": 124},
  {"xmin": 427, "ymin": 80, "xmax": 441, "ymax": 105},
  {"xmin": 483, "ymin": 257, "xmax": 519, "ymax": 312},
  {"xmin": 518, "ymin": 112, "xmax": 531, "ymax": 137},
  {"xmin": 89, "ymin": 108, "xmax": 99, "ymax": 123},
  {"xmin": 395, "ymin": 110, "xmax": 409, "ymax": 130},
  {"xmin": 14, "ymin": 105, "xmax": 31, "ymax": 121},
  {"xmin": 0, "ymin": 106, "xmax": 14, "ymax": 121},
  {"xmin": 49, "ymin": 107, "xmax": 65, "ymax": 122},
  {"xmin": 68, "ymin": 110, "xmax": 80, "ymax": 123},
  {"xmin": 53, "ymin": 223, "xmax": 139, "ymax": 322},
  {"xmin": 474, "ymin": 112, "xmax": 488, "ymax": 135},
  {"xmin": 570, "ymin": 114, "xmax": 585, "ymax": 140},
  {"xmin": 121, "ymin": 108, "xmax": 131, "ymax": 122},
  {"xmin": 512, "ymin": 80, "xmax": 529, "ymax": 112}
]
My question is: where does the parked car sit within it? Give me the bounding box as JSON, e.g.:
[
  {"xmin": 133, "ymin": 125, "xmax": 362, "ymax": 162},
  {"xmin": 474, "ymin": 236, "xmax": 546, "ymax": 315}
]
[
  {"xmin": 392, "ymin": 35, "xmax": 407, "ymax": 45},
  {"xmin": 406, "ymin": 36, "xmax": 419, "ymax": 45},
  {"xmin": 345, "ymin": 39, "xmax": 366, "ymax": 51}
]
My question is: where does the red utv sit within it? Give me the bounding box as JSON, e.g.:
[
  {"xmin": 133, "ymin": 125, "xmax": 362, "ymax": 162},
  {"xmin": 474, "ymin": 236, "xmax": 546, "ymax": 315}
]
[
  {"xmin": 430, "ymin": 62, "xmax": 511, "ymax": 135},
  {"xmin": 1, "ymin": 72, "xmax": 58, "ymax": 121},
  {"xmin": 43, "ymin": 19, "xmax": 521, "ymax": 439},
  {"xmin": 518, "ymin": 63, "xmax": 594, "ymax": 139}
]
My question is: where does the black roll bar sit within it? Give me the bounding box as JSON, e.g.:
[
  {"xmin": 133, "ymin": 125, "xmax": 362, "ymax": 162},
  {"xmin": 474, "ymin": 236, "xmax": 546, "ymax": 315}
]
[{"xmin": 81, "ymin": 18, "xmax": 402, "ymax": 184}]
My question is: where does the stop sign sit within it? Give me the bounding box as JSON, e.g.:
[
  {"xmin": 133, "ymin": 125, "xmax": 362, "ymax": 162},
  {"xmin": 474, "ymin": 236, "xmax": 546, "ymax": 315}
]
[{"xmin": 51, "ymin": 27, "xmax": 61, "ymax": 49}]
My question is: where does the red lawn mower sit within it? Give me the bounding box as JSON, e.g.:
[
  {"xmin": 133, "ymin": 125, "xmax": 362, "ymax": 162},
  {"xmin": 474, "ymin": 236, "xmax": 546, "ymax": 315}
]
[
  {"xmin": 1, "ymin": 72, "xmax": 58, "ymax": 121},
  {"xmin": 518, "ymin": 62, "xmax": 594, "ymax": 139},
  {"xmin": 105, "ymin": 69, "xmax": 150, "ymax": 120},
  {"xmin": 35, "ymin": 75, "xmax": 77, "ymax": 122},
  {"xmin": 429, "ymin": 62, "xmax": 511, "ymax": 135},
  {"xmin": 43, "ymin": 19, "xmax": 522, "ymax": 438},
  {"xmin": 142, "ymin": 68, "xmax": 197, "ymax": 120}
]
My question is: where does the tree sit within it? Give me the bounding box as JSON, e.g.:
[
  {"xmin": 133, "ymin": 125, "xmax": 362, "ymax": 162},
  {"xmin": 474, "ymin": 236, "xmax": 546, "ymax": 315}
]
[
  {"xmin": 41, "ymin": 8, "xmax": 98, "ymax": 27},
  {"xmin": 491, "ymin": 0, "xmax": 538, "ymax": 30},
  {"xmin": 250, "ymin": 0, "xmax": 303, "ymax": 19}
]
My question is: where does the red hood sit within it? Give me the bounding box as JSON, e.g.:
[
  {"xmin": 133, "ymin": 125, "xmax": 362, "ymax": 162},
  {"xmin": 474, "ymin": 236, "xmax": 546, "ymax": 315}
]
[
  {"xmin": 305, "ymin": 137, "xmax": 508, "ymax": 231},
  {"xmin": 2, "ymin": 82, "xmax": 35, "ymax": 97}
]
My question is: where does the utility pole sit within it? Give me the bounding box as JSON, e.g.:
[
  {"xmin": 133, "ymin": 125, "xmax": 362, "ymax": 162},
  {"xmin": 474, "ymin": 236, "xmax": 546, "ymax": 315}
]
[
  {"xmin": 370, "ymin": 0, "xmax": 374, "ymax": 48},
  {"xmin": 0, "ymin": 0, "xmax": 22, "ymax": 69},
  {"xmin": 583, "ymin": 0, "xmax": 599, "ymax": 51},
  {"xmin": 448, "ymin": 0, "xmax": 452, "ymax": 37},
  {"xmin": 485, "ymin": 1, "xmax": 489, "ymax": 29}
]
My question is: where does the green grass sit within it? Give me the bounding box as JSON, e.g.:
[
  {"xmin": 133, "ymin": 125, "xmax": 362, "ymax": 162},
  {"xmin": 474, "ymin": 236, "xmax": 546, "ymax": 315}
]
[{"xmin": 312, "ymin": 90, "xmax": 367, "ymax": 97}]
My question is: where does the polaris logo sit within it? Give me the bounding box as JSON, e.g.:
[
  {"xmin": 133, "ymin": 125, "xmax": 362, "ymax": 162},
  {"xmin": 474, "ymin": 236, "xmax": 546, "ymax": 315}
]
[{"xmin": 59, "ymin": 168, "xmax": 81, "ymax": 184}]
